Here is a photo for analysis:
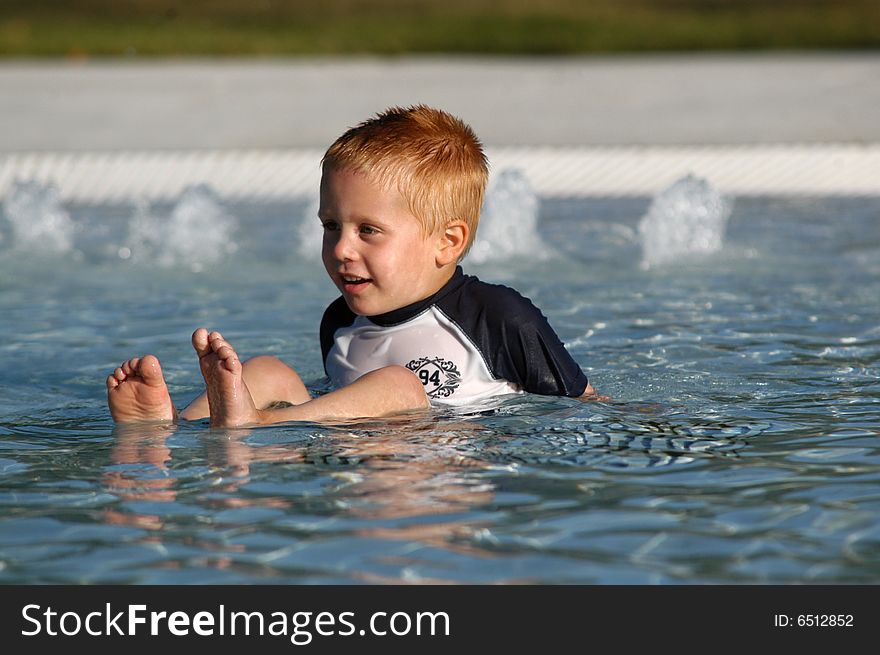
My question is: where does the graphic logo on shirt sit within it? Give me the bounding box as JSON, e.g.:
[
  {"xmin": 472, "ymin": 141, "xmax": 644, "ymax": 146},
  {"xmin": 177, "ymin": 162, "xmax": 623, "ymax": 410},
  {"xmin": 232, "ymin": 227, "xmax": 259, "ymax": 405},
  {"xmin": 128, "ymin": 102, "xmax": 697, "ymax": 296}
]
[{"xmin": 406, "ymin": 357, "xmax": 461, "ymax": 399}]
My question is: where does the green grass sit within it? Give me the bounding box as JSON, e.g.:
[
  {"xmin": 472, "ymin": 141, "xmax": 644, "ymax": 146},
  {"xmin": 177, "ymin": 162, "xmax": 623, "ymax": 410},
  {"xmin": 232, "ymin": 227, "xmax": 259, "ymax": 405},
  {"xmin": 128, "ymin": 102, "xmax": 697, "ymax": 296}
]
[{"xmin": 1, "ymin": 0, "xmax": 878, "ymax": 57}]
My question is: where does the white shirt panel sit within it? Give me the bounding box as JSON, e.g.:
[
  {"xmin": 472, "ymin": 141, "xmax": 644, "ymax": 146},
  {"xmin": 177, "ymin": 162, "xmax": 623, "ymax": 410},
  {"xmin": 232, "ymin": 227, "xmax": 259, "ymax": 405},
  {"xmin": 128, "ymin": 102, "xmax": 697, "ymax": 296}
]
[{"xmin": 325, "ymin": 306, "xmax": 520, "ymax": 406}]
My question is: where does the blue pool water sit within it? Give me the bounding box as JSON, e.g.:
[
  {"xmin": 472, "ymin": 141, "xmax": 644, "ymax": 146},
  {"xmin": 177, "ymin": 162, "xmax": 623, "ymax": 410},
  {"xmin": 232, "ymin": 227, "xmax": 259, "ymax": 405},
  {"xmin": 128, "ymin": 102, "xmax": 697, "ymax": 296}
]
[{"xmin": 1, "ymin": 176, "xmax": 879, "ymax": 584}]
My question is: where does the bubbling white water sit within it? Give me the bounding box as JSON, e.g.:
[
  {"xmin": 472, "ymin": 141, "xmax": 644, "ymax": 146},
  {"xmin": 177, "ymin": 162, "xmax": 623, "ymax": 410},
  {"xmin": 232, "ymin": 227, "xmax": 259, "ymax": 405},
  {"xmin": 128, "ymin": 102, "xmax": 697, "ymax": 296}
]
[
  {"xmin": 0, "ymin": 180, "xmax": 239, "ymax": 272},
  {"xmin": 120, "ymin": 184, "xmax": 239, "ymax": 273},
  {"xmin": 1, "ymin": 180, "xmax": 75, "ymax": 255},
  {"xmin": 638, "ymin": 174, "xmax": 732, "ymax": 269},
  {"xmin": 2, "ymin": 173, "xmax": 732, "ymax": 276},
  {"xmin": 296, "ymin": 194, "xmax": 322, "ymax": 259},
  {"xmin": 468, "ymin": 168, "xmax": 549, "ymax": 265}
]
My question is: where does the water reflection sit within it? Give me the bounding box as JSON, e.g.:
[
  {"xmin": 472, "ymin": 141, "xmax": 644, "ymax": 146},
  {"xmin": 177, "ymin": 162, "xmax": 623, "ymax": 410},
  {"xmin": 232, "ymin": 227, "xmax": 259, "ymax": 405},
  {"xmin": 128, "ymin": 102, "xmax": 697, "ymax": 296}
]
[
  {"xmin": 102, "ymin": 416, "xmax": 500, "ymax": 581},
  {"xmin": 103, "ymin": 424, "xmax": 177, "ymax": 530}
]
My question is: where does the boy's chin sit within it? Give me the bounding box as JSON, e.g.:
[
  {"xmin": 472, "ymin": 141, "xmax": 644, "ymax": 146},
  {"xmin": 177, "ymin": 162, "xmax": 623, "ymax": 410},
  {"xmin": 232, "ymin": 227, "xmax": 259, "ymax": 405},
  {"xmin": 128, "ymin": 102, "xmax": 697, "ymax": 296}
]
[{"xmin": 341, "ymin": 296, "xmax": 372, "ymax": 317}]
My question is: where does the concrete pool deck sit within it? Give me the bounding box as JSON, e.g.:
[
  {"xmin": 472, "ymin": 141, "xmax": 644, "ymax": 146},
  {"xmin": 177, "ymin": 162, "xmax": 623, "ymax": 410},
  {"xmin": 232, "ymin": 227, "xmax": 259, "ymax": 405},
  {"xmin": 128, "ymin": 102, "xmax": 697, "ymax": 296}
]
[{"xmin": 1, "ymin": 54, "xmax": 879, "ymax": 198}]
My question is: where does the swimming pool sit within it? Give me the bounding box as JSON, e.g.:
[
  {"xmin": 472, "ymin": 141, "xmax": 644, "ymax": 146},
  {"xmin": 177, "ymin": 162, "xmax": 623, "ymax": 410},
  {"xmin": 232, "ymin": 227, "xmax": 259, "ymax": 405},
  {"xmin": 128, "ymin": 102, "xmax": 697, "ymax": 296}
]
[{"xmin": 1, "ymin": 175, "xmax": 878, "ymax": 584}]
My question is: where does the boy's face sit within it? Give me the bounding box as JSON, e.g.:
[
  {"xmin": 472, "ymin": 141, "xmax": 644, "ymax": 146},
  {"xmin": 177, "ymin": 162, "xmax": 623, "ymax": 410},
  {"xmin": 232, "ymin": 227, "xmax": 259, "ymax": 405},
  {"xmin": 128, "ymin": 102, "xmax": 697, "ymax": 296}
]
[{"xmin": 319, "ymin": 166, "xmax": 451, "ymax": 317}]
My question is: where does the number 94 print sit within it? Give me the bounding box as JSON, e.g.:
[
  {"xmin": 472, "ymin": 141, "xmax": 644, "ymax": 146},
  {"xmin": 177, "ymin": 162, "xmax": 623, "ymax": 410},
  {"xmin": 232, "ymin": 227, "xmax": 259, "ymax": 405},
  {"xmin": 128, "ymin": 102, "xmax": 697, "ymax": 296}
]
[{"xmin": 406, "ymin": 357, "xmax": 462, "ymax": 400}]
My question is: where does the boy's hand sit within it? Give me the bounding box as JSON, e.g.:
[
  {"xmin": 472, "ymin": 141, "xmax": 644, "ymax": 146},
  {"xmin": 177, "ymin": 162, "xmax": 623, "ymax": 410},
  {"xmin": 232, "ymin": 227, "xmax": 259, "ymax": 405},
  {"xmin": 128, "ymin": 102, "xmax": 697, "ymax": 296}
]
[{"xmin": 580, "ymin": 382, "xmax": 611, "ymax": 402}]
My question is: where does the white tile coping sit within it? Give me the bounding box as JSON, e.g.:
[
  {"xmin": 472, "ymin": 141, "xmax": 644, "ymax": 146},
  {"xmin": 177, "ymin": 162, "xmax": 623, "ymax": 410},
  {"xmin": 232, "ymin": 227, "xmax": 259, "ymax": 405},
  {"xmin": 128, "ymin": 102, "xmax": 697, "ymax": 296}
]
[{"xmin": 1, "ymin": 144, "xmax": 879, "ymax": 204}]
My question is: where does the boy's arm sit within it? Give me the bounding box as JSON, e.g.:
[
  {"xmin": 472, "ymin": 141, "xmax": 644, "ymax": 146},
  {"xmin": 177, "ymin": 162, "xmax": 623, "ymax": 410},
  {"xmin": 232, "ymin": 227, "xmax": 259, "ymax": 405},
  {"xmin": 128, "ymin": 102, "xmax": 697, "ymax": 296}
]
[
  {"xmin": 255, "ymin": 365, "xmax": 429, "ymax": 425},
  {"xmin": 487, "ymin": 290, "xmax": 589, "ymax": 398},
  {"xmin": 476, "ymin": 286, "xmax": 607, "ymax": 401}
]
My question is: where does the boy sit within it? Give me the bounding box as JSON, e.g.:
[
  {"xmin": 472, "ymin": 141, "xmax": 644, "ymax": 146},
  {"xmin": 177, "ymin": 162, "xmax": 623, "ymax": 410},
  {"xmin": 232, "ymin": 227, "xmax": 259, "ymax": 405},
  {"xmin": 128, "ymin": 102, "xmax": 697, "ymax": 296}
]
[{"xmin": 107, "ymin": 105, "xmax": 597, "ymax": 428}]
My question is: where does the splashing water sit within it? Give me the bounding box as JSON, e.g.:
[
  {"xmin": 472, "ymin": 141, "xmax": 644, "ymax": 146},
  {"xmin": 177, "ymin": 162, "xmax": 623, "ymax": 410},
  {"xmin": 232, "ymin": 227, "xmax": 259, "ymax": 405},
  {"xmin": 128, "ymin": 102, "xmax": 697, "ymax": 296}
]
[
  {"xmin": 638, "ymin": 174, "xmax": 732, "ymax": 269},
  {"xmin": 120, "ymin": 185, "xmax": 239, "ymax": 272},
  {"xmin": 296, "ymin": 193, "xmax": 322, "ymax": 259},
  {"xmin": 468, "ymin": 168, "xmax": 549, "ymax": 264},
  {"xmin": 1, "ymin": 180, "xmax": 75, "ymax": 255}
]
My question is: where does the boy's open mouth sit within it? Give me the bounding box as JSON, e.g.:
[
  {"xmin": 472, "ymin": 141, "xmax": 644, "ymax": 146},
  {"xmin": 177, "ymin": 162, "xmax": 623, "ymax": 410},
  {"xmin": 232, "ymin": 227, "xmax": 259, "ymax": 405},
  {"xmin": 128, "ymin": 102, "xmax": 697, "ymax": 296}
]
[{"xmin": 341, "ymin": 275, "xmax": 372, "ymax": 292}]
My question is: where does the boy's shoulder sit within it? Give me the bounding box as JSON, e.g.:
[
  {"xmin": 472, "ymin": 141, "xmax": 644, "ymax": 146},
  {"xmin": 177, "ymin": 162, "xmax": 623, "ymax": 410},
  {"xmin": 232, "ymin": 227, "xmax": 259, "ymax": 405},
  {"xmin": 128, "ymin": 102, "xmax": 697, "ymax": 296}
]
[
  {"xmin": 319, "ymin": 296, "xmax": 356, "ymax": 362},
  {"xmin": 443, "ymin": 270, "xmax": 587, "ymax": 397},
  {"xmin": 321, "ymin": 294, "xmax": 356, "ymax": 326},
  {"xmin": 440, "ymin": 270, "xmax": 547, "ymax": 329}
]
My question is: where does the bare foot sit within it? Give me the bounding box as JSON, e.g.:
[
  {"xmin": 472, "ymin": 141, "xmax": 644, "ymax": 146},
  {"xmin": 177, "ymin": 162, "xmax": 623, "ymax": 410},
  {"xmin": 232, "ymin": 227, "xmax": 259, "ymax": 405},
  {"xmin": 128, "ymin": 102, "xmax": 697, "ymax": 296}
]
[
  {"xmin": 192, "ymin": 328, "xmax": 260, "ymax": 427},
  {"xmin": 106, "ymin": 355, "xmax": 177, "ymax": 423}
]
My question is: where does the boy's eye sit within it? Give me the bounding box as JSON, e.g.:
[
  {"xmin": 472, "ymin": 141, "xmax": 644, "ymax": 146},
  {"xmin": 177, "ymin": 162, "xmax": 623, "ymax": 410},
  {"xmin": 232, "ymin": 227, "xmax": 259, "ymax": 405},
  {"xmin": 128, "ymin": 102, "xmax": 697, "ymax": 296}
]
[
  {"xmin": 321, "ymin": 220, "xmax": 339, "ymax": 231},
  {"xmin": 359, "ymin": 225, "xmax": 379, "ymax": 235}
]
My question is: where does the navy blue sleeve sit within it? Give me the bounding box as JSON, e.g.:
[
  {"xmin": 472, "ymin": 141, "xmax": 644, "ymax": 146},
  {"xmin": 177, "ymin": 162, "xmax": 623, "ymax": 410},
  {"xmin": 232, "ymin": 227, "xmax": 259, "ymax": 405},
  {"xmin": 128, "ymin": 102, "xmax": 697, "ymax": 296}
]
[
  {"xmin": 439, "ymin": 280, "xmax": 589, "ymax": 397},
  {"xmin": 319, "ymin": 296, "xmax": 356, "ymax": 375}
]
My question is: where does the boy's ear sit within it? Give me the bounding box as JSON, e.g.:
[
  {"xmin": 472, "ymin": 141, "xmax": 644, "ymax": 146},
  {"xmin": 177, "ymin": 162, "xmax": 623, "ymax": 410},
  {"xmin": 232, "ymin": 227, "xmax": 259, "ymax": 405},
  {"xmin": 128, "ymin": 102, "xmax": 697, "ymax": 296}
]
[{"xmin": 436, "ymin": 220, "xmax": 469, "ymax": 266}]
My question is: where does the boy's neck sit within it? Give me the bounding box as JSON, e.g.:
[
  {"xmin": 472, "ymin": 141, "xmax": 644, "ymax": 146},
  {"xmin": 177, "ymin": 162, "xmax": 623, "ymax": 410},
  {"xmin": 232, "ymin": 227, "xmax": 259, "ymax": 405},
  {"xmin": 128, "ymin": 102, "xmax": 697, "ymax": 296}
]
[
  {"xmin": 367, "ymin": 265, "xmax": 462, "ymax": 324},
  {"xmin": 411, "ymin": 262, "xmax": 460, "ymax": 304}
]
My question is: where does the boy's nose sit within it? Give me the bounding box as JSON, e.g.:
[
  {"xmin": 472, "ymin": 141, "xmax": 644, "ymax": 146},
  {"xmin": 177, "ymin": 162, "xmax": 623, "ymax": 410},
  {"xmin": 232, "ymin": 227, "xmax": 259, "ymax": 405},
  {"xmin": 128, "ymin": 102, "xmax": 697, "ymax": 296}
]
[{"xmin": 332, "ymin": 231, "xmax": 358, "ymax": 262}]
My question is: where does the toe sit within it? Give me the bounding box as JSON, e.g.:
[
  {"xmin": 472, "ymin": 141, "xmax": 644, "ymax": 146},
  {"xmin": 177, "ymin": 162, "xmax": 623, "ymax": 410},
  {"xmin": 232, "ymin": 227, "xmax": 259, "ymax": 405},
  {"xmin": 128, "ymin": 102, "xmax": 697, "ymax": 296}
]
[
  {"xmin": 192, "ymin": 328, "xmax": 211, "ymax": 355},
  {"xmin": 208, "ymin": 333, "xmax": 227, "ymax": 352},
  {"xmin": 216, "ymin": 345, "xmax": 236, "ymax": 360},
  {"xmin": 138, "ymin": 355, "xmax": 166, "ymax": 387},
  {"xmin": 210, "ymin": 337, "xmax": 230, "ymax": 354},
  {"xmin": 222, "ymin": 352, "xmax": 242, "ymax": 373},
  {"xmin": 213, "ymin": 344, "xmax": 241, "ymax": 373},
  {"xmin": 122, "ymin": 357, "xmax": 139, "ymax": 376}
]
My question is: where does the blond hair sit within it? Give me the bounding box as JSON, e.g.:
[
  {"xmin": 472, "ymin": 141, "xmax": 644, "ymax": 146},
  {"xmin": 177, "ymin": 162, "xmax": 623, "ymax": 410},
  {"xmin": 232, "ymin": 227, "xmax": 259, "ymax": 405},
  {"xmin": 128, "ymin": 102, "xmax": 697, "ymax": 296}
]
[{"xmin": 322, "ymin": 105, "xmax": 488, "ymax": 257}]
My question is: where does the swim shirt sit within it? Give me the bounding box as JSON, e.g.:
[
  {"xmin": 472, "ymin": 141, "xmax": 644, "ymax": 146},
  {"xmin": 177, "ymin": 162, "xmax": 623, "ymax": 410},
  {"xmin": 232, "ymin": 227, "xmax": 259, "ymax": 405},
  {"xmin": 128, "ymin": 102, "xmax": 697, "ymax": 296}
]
[{"xmin": 320, "ymin": 266, "xmax": 588, "ymax": 406}]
